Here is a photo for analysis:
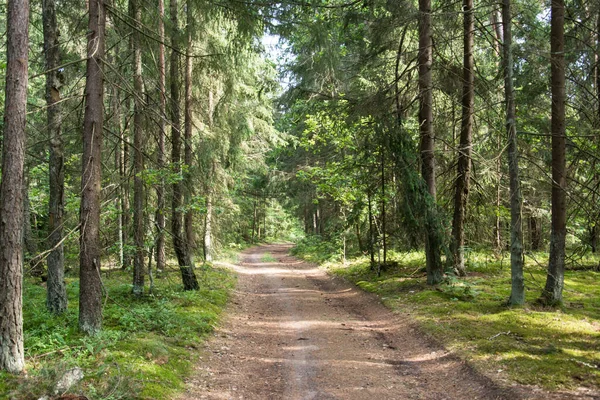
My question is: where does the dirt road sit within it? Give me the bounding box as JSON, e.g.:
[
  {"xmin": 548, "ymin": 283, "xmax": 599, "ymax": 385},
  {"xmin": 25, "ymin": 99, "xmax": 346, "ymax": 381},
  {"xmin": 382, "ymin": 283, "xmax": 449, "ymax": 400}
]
[{"xmin": 178, "ymin": 244, "xmax": 586, "ymax": 399}]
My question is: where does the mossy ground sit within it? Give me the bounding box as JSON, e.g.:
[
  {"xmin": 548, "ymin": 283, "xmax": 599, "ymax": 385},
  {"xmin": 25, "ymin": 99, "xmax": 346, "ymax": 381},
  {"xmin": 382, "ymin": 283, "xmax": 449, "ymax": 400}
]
[
  {"xmin": 295, "ymin": 243, "xmax": 600, "ymax": 391},
  {"xmin": 0, "ymin": 262, "xmax": 234, "ymax": 400}
]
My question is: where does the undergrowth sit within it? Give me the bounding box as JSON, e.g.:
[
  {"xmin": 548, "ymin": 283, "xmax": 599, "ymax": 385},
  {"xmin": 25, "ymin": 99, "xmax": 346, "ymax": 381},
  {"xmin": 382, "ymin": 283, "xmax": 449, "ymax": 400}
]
[
  {"xmin": 0, "ymin": 263, "xmax": 234, "ymax": 400},
  {"xmin": 293, "ymin": 239, "xmax": 600, "ymax": 391}
]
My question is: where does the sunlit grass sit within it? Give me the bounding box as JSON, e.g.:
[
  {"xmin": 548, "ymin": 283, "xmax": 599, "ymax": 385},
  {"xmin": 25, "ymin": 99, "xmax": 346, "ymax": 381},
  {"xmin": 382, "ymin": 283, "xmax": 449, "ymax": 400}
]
[{"xmin": 297, "ymin": 243, "xmax": 600, "ymax": 391}]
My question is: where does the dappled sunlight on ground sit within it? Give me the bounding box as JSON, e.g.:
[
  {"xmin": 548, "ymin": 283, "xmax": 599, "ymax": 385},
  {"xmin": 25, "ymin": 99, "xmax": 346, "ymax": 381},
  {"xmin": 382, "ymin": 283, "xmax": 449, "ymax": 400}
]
[{"xmin": 179, "ymin": 244, "xmax": 595, "ymax": 400}]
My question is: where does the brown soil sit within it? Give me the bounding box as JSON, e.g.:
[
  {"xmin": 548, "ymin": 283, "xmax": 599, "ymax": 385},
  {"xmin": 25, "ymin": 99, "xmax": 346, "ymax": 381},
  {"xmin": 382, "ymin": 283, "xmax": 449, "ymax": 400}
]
[{"xmin": 179, "ymin": 244, "xmax": 599, "ymax": 400}]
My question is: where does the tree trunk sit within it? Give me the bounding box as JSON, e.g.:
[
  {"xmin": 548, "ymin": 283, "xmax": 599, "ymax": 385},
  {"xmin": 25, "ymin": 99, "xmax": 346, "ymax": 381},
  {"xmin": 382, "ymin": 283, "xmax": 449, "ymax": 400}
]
[
  {"xmin": 120, "ymin": 114, "xmax": 131, "ymax": 270},
  {"xmin": 491, "ymin": 9, "xmax": 503, "ymax": 253},
  {"xmin": 503, "ymin": 0, "xmax": 525, "ymax": 305},
  {"xmin": 252, "ymin": 199, "xmax": 257, "ymax": 241},
  {"xmin": 593, "ymin": 12, "xmax": 600, "ymax": 254},
  {"xmin": 0, "ymin": 0, "xmax": 29, "ymax": 372},
  {"xmin": 131, "ymin": 0, "xmax": 145, "ymax": 296},
  {"xmin": 23, "ymin": 184, "xmax": 41, "ymax": 275},
  {"xmin": 43, "ymin": 0, "xmax": 67, "ymax": 313},
  {"xmin": 542, "ymin": 0, "xmax": 566, "ymax": 305},
  {"xmin": 530, "ymin": 215, "xmax": 542, "ymax": 250},
  {"xmin": 367, "ymin": 190, "xmax": 375, "ymax": 267},
  {"xmin": 355, "ymin": 223, "xmax": 364, "ymax": 253},
  {"xmin": 155, "ymin": 0, "xmax": 167, "ymax": 272},
  {"xmin": 204, "ymin": 194, "xmax": 213, "ymax": 262},
  {"xmin": 184, "ymin": 1, "xmax": 196, "ymax": 263},
  {"xmin": 170, "ymin": 0, "xmax": 198, "ymax": 290},
  {"xmin": 79, "ymin": 0, "xmax": 105, "ymax": 335},
  {"xmin": 380, "ymin": 145, "xmax": 387, "ymax": 265},
  {"xmin": 451, "ymin": 0, "xmax": 474, "ymax": 276},
  {"xmin": 418, "ymin": 0, "xmax": 443, "ymax": 284}
]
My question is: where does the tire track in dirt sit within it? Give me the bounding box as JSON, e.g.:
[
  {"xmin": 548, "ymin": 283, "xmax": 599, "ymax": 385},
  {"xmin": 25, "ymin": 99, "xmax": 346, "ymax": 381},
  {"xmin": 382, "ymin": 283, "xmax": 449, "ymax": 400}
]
[{"xmin": 179, "ymin": 244, "xmax": 596, "ymax": 400}]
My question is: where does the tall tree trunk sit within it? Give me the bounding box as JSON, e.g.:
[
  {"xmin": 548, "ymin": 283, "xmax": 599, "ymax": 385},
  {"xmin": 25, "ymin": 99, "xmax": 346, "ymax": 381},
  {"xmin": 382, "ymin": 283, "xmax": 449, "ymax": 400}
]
[
  {"xmin": 530, "ymin": 215, "xmax": 542, "ymax": 251},
  {"xmin": 542, "ymin": 0, "xmax": 566, "ymax": 305},
  {"xmin": 491, "ymin": 9, "xmax": 503, "ymax": 253},
  {"xmin": 418, "ymin": 0, "xmax": 443, "ymax": 284},
  {"xmin": 79, "ymin": 0, "xmax": 105, "ymax": 335},
  {"xmin": 131, "ymin": 0, "xmax": 145, "ymax": 296},
  {"xmin": 380, "ymin": 145, "xmax": 387, "ymax": 265},
  {"xmin": 367, "ymin": 190, "xmax": 375, "ymax": 267},
  {"xmin": 23, "ymin": 184, "xmax": 40, "ymax": 275},
  {"xmin": 155, "ymin": 0, "xmax": 167, "ymax": 272},
  {"xmin": 0, "ymin": 0, "xmax": 29, "ymax": 372},
  {"xmin": 43, "ymin": 0, "xmax": 67, "ymax": 313},
  {"xmin": 112, "ymin": 65, "xmax": 124, "ymax": 268},
  {"xmin": 451, "ymin": 0, "xmax": 474, "ymax": 277},
  {"xmin": 355, "ymin": 223, "xmax": 364, "ymax": 253},
  {"xmin": 592, "ymin": 11, "xmax": 600, "ymax": 254},
  {"xmin": 170, "ymin": 0, "xmax": 198, "ymax": 290},
  {"xmin": 120, "ymin": 110, "xmax": 131, "ymax": 270},
  {"xmin": 503, "ymin": 0, "xmax": 525, "ymax": 305},
  {"xmin": 204, "ymin": 194, "xmax": 213, "ymax": 262},
  {"xmin": 184, "ymin": 1, "xmax": 196, "ymax": 262},
  {"xmin": 252, "ymin": 199, "xmax": 257, "ymax": 241}
]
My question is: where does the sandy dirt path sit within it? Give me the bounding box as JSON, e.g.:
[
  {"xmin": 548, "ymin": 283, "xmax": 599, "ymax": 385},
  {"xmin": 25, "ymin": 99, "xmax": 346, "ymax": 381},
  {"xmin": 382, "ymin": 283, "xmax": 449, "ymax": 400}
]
[{"xmin": 178, "ymin": 244, "xmax": 593, "ymax": 400}]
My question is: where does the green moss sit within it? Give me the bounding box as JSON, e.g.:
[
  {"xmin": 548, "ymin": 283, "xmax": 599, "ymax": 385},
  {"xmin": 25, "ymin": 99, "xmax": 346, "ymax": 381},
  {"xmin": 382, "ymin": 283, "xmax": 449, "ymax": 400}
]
[
  {"xmin": 4, "ymin": 263, "xmax": 234, "ymax": 399},
  {"xmin": 326, "ymin": 250, "xmax": 600, "ymax": 391}
]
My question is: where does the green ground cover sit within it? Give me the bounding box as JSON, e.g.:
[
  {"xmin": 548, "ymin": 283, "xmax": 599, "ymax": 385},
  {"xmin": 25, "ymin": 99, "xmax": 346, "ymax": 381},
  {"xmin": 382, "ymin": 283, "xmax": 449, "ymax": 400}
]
[
  {"xmin": 0, "ymin": 264, "xmax": 234, "ymax": 400},
  {"xmin": 294, "ymin": 241, "xmax": 600, "ymax": 391}
]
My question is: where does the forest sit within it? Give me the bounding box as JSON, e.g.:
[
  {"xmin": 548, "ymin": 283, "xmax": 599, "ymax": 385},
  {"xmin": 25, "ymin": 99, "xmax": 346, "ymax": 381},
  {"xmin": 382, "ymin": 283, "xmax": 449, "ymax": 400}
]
[{"xmin": 0, "ymin": 0, "xmax": 599, "ymax": 397}]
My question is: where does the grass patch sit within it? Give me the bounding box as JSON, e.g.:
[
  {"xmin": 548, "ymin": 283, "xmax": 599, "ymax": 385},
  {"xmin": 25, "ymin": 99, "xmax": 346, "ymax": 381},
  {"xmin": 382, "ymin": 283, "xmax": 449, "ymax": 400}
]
[
  {"xmin": 260, "ymin": 252, "xmax": 277, "ymax": 262},
  {"xmin": 1, "ymin": 263, "xmax": 235, "ymax": 400},
  {"xmin": 302, "ymin": 245, "xmax": 600, "ymax": 391}
]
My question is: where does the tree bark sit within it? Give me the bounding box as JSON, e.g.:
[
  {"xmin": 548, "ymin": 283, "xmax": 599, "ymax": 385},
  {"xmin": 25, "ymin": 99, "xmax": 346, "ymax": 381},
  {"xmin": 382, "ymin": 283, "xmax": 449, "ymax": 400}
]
[
  {"xmin": 184, "ymin": 1, "xmax": 196, "ymax": 263},
  {"xmin": 367, "ymin": 190, "xmax": 375, "ymax": 267},
  {"xmin": 132, "ymin": 0, "xmax": 145, "ymax": 296},
  {"xmin": 155, "ymin": 0, "xmax": 167, "ymax": 272},
  {"xmin": 120, "ymin": 111, "xmax": 131, "ymax": 270},
  {"xmin": 170, "ymin": 0, "xmax": 198, "ymax": 290},
  {"xmin": 530, "ymin": 215, "xmax": 542, "ymax": 250},
  {"xmin": 204, "ymin": 194, "xmax": 213, "ymax": 262},
  {"xmin": 451, "ymin": 0, "xmax": 474, "ymax": 276},
  {"xmin": 380, "ymin": 145, "xmax": 387, "ymax": 266},
  {"xmin": 23, "ymin": 184, "xmax": 41, "ymax": 276},
  {"xmin": 542, "ymin": 0, "xmax": 566, "ymax": 305},
  {"xmin": 79, "ymin": 0, "xmax": 106, "ymax": 334},
  {"xmin": 592, "ymin": 11, "xmax": 600, "ymax": 254},
  {"xmin": 43, "ymin": 0, "xmax": 67, "ymax": 313},
  {"xmin": 0, "ymin": 0, "xmax": 29, "ymax": 373},
  {"xmin": 503, "ymin": 0, "xmax": 525, "ymax": 305},
  {"xmin": 418, "ymin": 0, "xmax": 443, "ymax": 284}
]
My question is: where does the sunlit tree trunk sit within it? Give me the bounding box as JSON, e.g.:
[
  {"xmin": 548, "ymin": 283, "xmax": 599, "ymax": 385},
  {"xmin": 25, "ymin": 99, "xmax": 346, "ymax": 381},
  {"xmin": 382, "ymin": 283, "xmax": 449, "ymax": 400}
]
[
  {"xmin": 132, "ymin": 0, "xmax": 145, "ymax": 296},
  {"xmin": 451, "ymin": 0, "xmax": 474, "ymax": 276},
  {"xmin": 418, "ymin": 0, "xmax": 443, "ymax": 284},
  {"xmin": 503, "ymin": 0, "xmax": 525, "ymax": 305},
  {"xmin": 204, "ymin": 195, "xmax": 213, "ymax": 262},
  {"xmin": 43, "ymin": 0, "xmax": 67, "ymax": 313},
  {"xmin": 0, "ymin": 0, "xmax": 29, "ymax": 372},
  {"xmin": 542, "ymin": 0, "xmax": 566, "ymax": 305},
  {"xmin": 155, "ymin": 0, "xmax": 167, "ymax": 272}
]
